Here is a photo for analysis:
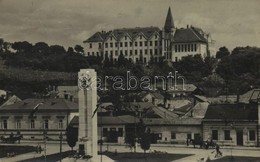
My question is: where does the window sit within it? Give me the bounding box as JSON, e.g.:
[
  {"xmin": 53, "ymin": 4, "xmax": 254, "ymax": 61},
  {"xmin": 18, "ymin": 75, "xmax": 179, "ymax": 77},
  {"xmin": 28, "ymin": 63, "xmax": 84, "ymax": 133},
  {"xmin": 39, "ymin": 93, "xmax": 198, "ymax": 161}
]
[
  {"xmin": 96, "ymin": 52, "xmax": 99, "ymax": 56},
  {"xmin": 30, "ymin": 120, "xmax": 35, "ymax": 129},
  {"xmin": 120, "ymin": 42, "xmax": 123, "ymax": 47},
  {"xmin": 181, "ymin": 44, "xmax": 184, "ymax": 52},
  {"xmin": 185, "ymin": 44, "xmax": 187, "ymax": 52},
  {"xmin": 16, "ymin": 120, "xmax": 21, "ymax": 129},
  {"xmin": 150, "ymin": 41, "xmax": 153, "ymax": 46},
  {"xmin": 58, "ymin": 119, "xmax": 63, "ymax": 129},
  {"xmin": 155, "ymin": 41, "xmax": 158, "ymax": 46},
  {"xmin": 110, "ymin": 43, "xmax": 113, "ymax": 48},
  {"xmin": 2, "ymin": 120, "xmax": 7, "ymax": 129},
  {"xmin": 140, "ymin": 35, "xmax": 142, "ymax": 39},
  {"xmin": 175, "ymin": 45, "xmax": 177, "ymax": 52},
  {"xmin": 135, "ymin": 42, "xmax": 138, "ymax": 47},
  {"xmin": 105, "ymin": 51, "xmax": 108, "ymax": 55},
  {"xmin": 171, "ymin": 132, "xmax": 176, "ymax": 139},
  {"xmin": 98, "ymin": 43, "xmax": 101, "ymax": 49},
  {"xmin": 157, "ymin": 133, "xmax": 162, "ymax": 140},
  {"xmin": 150, "ymin": 49, "xmax": 153, "ymax": 55},
  {"xmin": 144, "ymin": 58, "xmax": 147, "ymax": 63},
  {"xmin": 175, "ymin": 57, "xmax": 178, "ymax": 62},
  {"xmin": 145, "ymin": 49, "xmax": 148, "ymax": 55},
  {"xmin": 191, "ymin": 44, "xmax": 194, "ymax": 51},
  {"xmin": 44, "ymin": 120, "xmax": 49, "ymax": 129},
  {"xmin": 118, "ymin": 128, "xmax": 123, "ymax": 137},
  {"xmin": 178, "ymin": 45, "xmax": 181, "ymax": 52},
  {"xmin": 110, "ymin": 37, "xmax": 113, "ymax": 41},
  {"xmin": 120, "ymin": 50, "xmax": 123, "ymax": 55},
  {"xmin": 212, "ymin": 130, "xmax": 218, "ymax": 140},
  {"xmin": 154, "ymin": 49, "xmax": 158, "ymax": 55},
  {"xmin": 87, "ymin": 52, "xmax": 90, "ymax": 56},
  {"xmin": 110, "ymin": 51, "xmax": 113, "ymax": 55},
  {"xmin": 130, "ymin": 50, "xmax": 133, "ymax": 56},
  {"xmin": 125, "ymin": 42, "xmax": 128, "ymax": 47},
  {"xmin": 249, "ymin": 130, "xmax": 256, "ymax": 141},
  {"xmin": 145, "ymin": 41, "xmax": 148, "ymax": 46},
  {"xmin": 187, "ymin": 133, "xmax": 192, "ymax": 139},
  {"xmin": 89, "ymin": 43, "xmax": 92, "ymax": 49},
  {"xmin": 103, "ymin": 128, "xmax": 108, "ymax": 137},
  {"xmin": 224, "ymin": 130, "xmax": 231, "ymax": 140},
  {"xmin": 139, "ymin": 42, "xmax": 143, "ymax": 47},
  {"xmin": 188, "ymin": 44, "xmax": 190, "ymax": 52},
  {"xmin": 115, "ymin": 51, "xmax": 118, "ymax": 56},
  {"xmin": 194, "ymin": 44, "xmax": 197, "ymax": 51},
  {"xmin": 125, "ymin": 36, "xmax": 127, "ymax": 40},
  {"xmin": 115, "ymin": 42, "xmax": 118, "ymax": 47},
  {"xmin": 135, "ymin": 50, "xmax": 138, "ymax": 55},
  {"xmin": 136, "ymin": 58, "xmax": 138, "ymax": 62},
  {"xmin": 125, "ymin": 50, "xmax": 128, "ymax": 56},
  {"xmin": 140, "ymin": 50, "xmax": 142, "ymax": 55},
  {"xmin": 155, "ymin": 35, "xmax": 158, "ymax": 39}
]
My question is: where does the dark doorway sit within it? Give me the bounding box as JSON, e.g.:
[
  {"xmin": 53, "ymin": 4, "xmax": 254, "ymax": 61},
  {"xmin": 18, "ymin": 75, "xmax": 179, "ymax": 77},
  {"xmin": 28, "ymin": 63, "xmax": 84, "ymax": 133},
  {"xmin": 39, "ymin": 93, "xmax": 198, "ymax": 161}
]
[{"xmin": 236, "ymin": 130, "xmax": 243, "ymax": 146}]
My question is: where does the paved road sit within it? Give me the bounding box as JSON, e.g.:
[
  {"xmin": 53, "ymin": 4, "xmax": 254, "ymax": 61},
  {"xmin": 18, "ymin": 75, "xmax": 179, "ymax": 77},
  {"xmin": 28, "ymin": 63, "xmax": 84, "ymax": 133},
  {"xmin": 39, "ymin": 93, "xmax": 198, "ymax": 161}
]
[{"xmin": 1, "ymin": 142, "xmax": 260, "ymax": 162}]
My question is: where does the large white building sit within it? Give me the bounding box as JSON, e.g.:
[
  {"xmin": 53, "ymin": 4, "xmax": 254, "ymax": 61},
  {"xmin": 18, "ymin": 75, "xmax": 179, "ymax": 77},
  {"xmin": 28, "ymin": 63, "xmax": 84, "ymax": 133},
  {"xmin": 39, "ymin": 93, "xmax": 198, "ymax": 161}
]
[{"xmin": 83, "ymin": 7, "xmax": 215, "ymax": 63}]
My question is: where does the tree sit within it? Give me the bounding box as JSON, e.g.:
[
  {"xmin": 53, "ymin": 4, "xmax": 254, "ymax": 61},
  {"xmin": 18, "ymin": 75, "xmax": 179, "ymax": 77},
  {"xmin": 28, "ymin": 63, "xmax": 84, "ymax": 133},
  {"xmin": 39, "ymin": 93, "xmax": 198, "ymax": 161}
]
[
  {"xmin": 74, "ymin": 45, "xmax": 84, "ymax": 55},
  {"xmin": 216, "ymin": 46, "xmax": 230, "ymax": 59},
  {"xmin": 140, "ymin": 128, "xmax": 151, "ymax": 157},
  {"xmin": 66, "ymin": 126, "xmax": 78, "ymax": 151},
  {"xmin": 12, "ymin": 41, "xmax": 33, "ymax": 53}
]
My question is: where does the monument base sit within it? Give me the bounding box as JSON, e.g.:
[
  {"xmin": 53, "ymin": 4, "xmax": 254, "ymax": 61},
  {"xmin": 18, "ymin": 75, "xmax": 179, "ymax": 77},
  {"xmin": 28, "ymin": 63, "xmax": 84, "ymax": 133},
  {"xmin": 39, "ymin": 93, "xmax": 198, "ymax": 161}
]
[{"xmin": 63, "ymin": 155, "xmax": 114, "ymax": 162}]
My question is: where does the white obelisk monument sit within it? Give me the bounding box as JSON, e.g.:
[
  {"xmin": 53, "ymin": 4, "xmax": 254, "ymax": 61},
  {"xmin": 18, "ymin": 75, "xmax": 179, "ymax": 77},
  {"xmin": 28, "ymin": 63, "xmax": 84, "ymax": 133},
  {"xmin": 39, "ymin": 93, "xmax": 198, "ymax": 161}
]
[{"xmin": 78, "ymin": 69, "xmax": 97, "ymax": 160}]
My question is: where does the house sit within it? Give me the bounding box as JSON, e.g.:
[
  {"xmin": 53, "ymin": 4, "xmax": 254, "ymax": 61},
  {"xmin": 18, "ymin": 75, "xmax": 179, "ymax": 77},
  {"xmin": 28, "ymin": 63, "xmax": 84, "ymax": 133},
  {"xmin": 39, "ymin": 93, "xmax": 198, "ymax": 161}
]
[
  {"xmin": 83, "ymin": 7, "xmax": 215, "ymax": 64},
  {"xmin": 203, "ymin": 103, "xmax": 259, "ymax": 146},
  {"xmin": 139, "ymin": 92, "xmax": 164, "ymax": 106},
  {"xmin": 0, "ymin": 98, "xmax": 78, "ymax": 140}
]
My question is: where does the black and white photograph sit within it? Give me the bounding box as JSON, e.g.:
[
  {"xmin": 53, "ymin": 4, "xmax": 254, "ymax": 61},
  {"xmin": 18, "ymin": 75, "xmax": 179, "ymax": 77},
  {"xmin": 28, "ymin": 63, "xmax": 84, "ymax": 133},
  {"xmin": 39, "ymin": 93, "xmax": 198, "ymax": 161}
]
[{"xmin": 0, "ymin": 0, "xmax": 260, "ymax": 161}]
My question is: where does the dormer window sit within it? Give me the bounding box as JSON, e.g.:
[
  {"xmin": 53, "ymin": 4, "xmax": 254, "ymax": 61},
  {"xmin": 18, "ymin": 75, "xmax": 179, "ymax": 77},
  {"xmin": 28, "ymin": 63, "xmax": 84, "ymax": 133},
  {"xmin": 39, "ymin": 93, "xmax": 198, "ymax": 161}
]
[
  {"xmin": 125, "ymin": 36, "xmax": 127, "ymax": 40},
  {"xmin": 110, "ymin": 37, "xmax": 113, "ymax": 41},
  {"xmin": 89, "ymin": 43, "xmax": 92, "ymax": 49},
  {"xmin": 140, "ymin": 35, "xmax": 142, "ymax": 39},
  {"xmin": 155, "ymin": 35, "xmax": 158, "ymax": 39}
]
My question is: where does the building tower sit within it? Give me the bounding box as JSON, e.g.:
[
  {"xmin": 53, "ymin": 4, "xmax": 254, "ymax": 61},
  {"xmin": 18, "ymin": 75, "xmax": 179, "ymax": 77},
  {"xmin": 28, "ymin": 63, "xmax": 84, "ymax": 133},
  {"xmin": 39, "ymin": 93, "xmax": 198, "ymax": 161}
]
[{"xmin": 163, "ymin": 7, "xmax": 175, "ymax": 61}]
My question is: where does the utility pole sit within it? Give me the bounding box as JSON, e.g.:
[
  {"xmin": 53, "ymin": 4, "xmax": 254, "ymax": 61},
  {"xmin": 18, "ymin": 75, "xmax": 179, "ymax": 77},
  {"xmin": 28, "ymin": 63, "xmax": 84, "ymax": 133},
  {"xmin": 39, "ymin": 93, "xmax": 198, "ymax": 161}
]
[{"xmin": 59, "ymin": 132, "xmax": 63, "ymax": 162}]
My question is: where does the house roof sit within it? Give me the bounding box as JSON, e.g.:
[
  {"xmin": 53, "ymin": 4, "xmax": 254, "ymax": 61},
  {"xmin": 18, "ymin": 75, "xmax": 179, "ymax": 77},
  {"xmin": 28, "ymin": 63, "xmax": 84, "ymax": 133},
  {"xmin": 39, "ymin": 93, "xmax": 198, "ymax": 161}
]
[
  {"xmin": 139, "ymin": 92, "xmax": 164, "ymax": 100},
  {"xmin": 0, "ymin": 98, "xmax": 78, "ymax": 112},
  {"xmin": 145, "ymin": 106, "xmax": 179, "ymax": 119},
  {"xmin": 203, "ymin": 103, "xmax": 258, "ymax": 121},
  {"xmin": 125, "ymin": 102, "xmax": 154, "ymax": 111},
  {"xmin": 167, "ymin": 84, "xmax": 197, "ymax": 92},
  {"xmin": 194, "ymin": 95, "xmax": 208, "ymax": 102},
  {"xmin": 84, "ymin": 27, "xmax": 161, "ymax": 43},
  {"xmin": 70, "ymin": 115, "xmax": 139, "ymax": 127},
  {"xmin": 143, "ymin": 118, "xmax": 202, "ymax": 125},
  {"xmin": 84, "ymin": 26, "xmax": 207, "ymax": 44},
  {"xmin": 240, "ymin": 89, "xmax": 260, "ymax": 103},
  {"xmin": 173, "ymin": 27, "xmax": 207, "ymax": 43},
  {"xmin": 0, "ymin": 95, "xmax": 21, "ymax": 107},
  {"xmin": 183, "ymin": 102, "xmax": 209, "ymax": 119}
]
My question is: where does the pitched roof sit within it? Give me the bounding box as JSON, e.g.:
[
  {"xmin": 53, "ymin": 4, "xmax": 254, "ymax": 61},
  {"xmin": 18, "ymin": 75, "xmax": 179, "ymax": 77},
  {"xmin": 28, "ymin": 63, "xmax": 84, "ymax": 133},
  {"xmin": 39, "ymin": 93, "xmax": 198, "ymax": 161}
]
[
  {"xmin": 173, "ymin": 27, "xmax": 207, "ymax": 43},
  {"xmin": 0, "ymin": 98, "xmax": 78, "ymax": 112},
  {"xmin": 0, "ymin": 95, "xmax": 21, "ymax": 107},
  {"xmin": 145, "ymin": 106, "xmax": 179, "ymax": 119},
  {"xmin": 164, "ymin": 7, "xmax": 175, "ymax": 32},
  {"xmin": 240, "ymin": 89, "xmax": 260, "ymax": 103},
  {"xmin": 203, "ymin": 103, "xmax": 258, "ymax": 121},
  {"xmin": 69, "ymin": 115, "xmax": 139, "ymax": 127},
  {"xmin": 143, "ymin": 118, "xmax": 202, "ymax": 125},
  {"xmin": 84, "ymin": 27, "xmax": 161, "ymax": 43},
  {"xmin": 183, "ymin": 102, "xmax": 209, "ymax": 118}
]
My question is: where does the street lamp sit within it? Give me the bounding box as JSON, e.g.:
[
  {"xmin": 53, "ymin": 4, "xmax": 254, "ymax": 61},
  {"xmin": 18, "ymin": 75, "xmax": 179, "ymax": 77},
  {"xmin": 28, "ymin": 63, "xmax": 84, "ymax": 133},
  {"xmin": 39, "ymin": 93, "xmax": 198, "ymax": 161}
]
[{"xmin": 59, "ymin": 132, "xmax": 63, "ymax": 162}]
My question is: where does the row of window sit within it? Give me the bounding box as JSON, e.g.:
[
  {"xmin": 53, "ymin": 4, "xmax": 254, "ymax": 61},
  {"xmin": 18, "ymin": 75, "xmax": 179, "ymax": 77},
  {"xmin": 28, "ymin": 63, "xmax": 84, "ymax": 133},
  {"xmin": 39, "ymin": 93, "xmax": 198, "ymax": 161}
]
[
  {"xmin": 174, "ymin": 44, "xmax": 197, "ymax": 53},
  {"xmin": 212, "ymin": 130, "xmax": 256, "ymax": 141},
  {"xmin": 87, "ymin": 48, "xmax": 161, "ymax": 57},
  {"xmin": 102, "ymin": 127, "xmax": 124, "ymax": 137},
  {"xmin": 89, "ymin": 40, "xmax": 161, "ymax": 49},
  {"xmin": 0, "ymin": 119, "xmax": 64, "ymax": 129},
  {"xmin": 109, "ymin": 35, "xmax": 158, "ymax": 41}
]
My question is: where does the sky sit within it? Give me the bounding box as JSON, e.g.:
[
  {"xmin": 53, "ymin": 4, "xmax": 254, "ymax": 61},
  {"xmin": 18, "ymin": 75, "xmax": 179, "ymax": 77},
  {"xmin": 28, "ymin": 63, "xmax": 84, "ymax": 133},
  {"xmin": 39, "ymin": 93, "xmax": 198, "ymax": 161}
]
[{"xmin": 0, "ymin": 0, "xmax": 259, "ymax": 51}]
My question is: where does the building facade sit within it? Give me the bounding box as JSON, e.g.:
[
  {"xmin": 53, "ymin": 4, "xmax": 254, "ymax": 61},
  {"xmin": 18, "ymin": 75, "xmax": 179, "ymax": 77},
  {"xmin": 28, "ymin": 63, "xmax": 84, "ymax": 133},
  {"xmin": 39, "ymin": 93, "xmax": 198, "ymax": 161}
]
[
  {"xmin": 0, "ymin": 98, "xmax": 78, "ymax": 140},
  {"xmin": 83, "ymin": 7, "xmax": 215, "ymax": 63}
]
